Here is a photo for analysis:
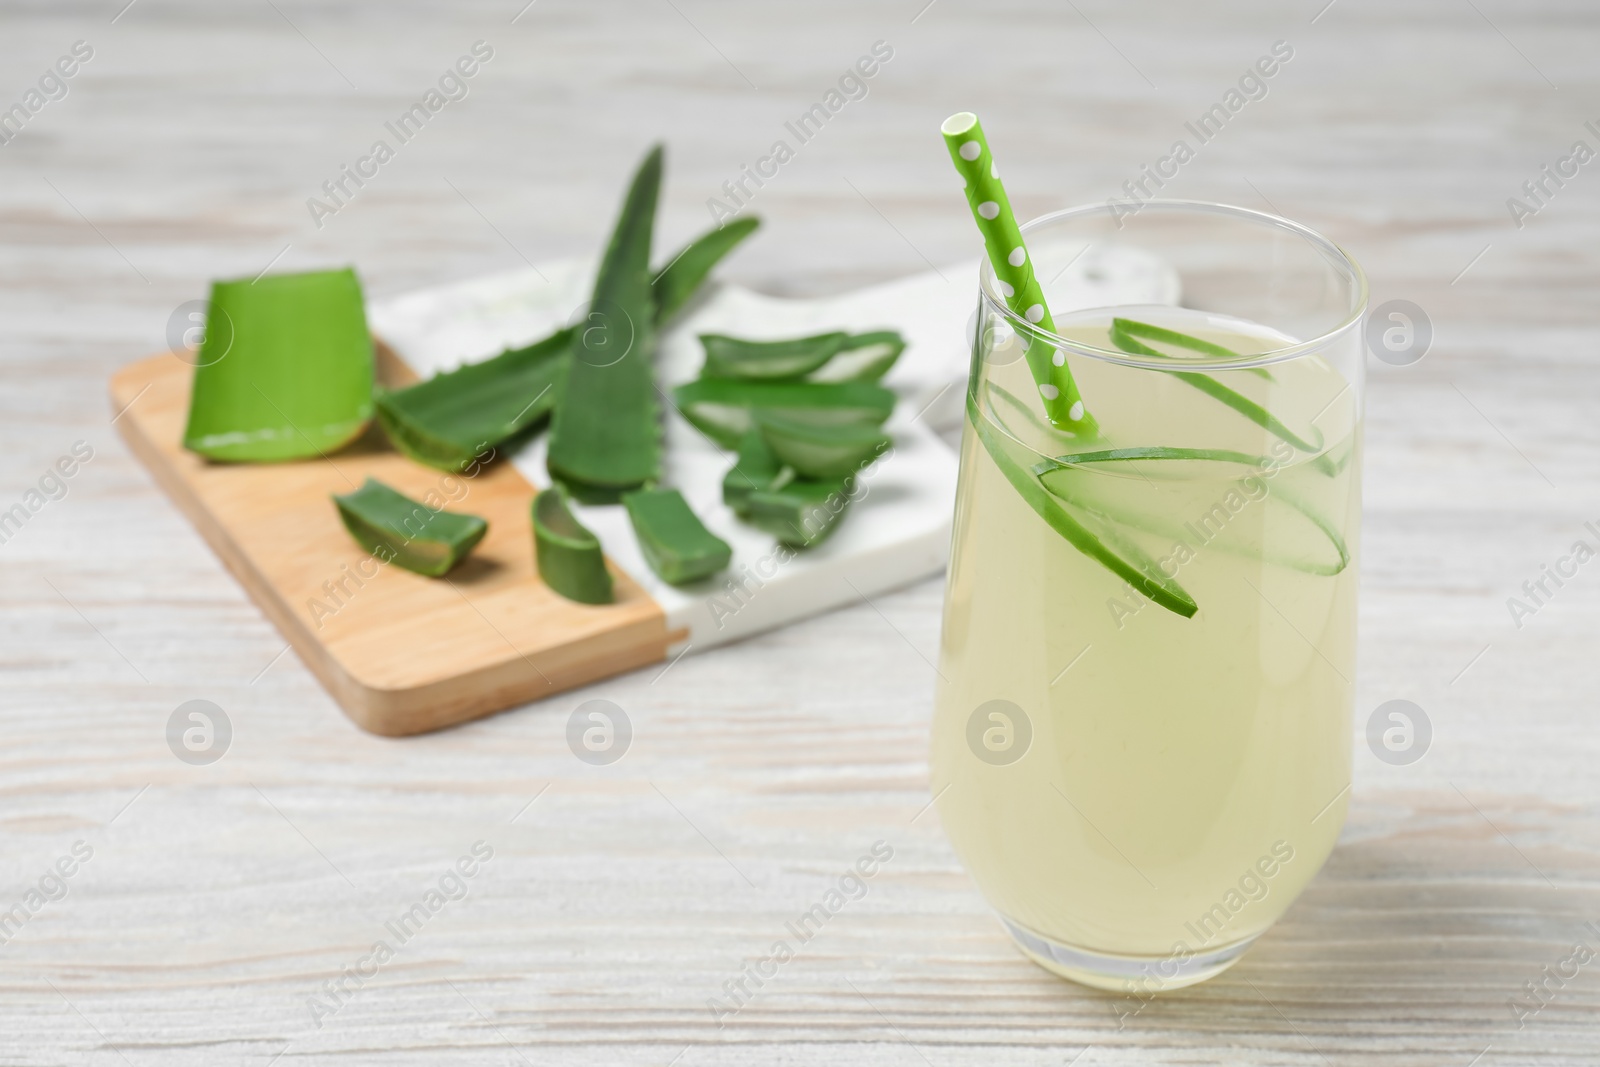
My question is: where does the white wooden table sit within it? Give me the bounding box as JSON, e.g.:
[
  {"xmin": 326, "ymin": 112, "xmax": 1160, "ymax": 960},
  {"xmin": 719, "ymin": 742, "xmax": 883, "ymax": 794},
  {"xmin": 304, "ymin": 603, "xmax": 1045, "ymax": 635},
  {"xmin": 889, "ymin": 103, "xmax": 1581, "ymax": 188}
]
[{"xmin": 3, "ymin": 1, "xmax": 1597, "ymax": 1062}]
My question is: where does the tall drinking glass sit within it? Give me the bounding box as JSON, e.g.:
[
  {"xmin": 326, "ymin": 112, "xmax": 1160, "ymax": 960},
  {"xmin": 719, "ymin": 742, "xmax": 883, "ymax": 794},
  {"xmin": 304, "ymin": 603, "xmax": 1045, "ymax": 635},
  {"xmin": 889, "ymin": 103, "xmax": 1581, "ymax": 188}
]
[{"xmin": 931, "ymin": 200, "xmax": 1367, "ymax": 991}]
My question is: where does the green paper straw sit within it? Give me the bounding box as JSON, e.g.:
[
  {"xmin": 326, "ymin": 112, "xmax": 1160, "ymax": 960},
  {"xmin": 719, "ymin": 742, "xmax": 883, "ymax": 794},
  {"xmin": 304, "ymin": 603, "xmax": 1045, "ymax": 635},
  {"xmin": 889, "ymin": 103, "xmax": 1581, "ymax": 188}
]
[{"xmin": 941, "ymin": 111, "xmax": 1096, "ymax": 433}]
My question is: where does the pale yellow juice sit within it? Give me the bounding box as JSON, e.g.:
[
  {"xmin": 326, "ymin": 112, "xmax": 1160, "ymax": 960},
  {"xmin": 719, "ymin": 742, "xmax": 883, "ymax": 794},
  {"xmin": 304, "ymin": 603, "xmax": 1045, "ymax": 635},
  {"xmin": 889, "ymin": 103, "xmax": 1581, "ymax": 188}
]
[{"xmin": 932, "ymin": 306, "xmax": 1359, "ymax": 990}]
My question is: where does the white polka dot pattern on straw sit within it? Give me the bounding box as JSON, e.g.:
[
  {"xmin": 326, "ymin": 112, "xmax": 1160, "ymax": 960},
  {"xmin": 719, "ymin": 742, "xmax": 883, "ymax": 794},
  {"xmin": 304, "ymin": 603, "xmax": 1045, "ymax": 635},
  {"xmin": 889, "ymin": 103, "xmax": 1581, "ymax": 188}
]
[{"xmin": 939, "ymin": 111, "xmax": 1096, "ymax": 433}]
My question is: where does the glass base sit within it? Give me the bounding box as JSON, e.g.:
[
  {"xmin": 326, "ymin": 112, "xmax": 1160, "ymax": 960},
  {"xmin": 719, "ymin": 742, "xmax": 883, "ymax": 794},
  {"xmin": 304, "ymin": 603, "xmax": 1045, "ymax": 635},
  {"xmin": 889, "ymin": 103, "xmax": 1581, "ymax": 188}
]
[{"xmin": 1001, "ymin": 916, "xmax": 1259, "ymax": 992}]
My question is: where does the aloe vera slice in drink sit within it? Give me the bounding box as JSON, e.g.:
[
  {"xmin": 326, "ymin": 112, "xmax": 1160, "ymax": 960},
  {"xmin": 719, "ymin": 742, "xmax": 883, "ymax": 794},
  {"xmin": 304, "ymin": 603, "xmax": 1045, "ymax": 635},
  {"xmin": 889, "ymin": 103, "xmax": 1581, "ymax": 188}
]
[
  {"xmin": 1109, "ymin": 320, "xmax": 1317, "ymax": 453},
  {"xmin": 375, "ymin": 327, "xmax": 573, "ymax": 472},
  {"xmin": 722, "ymin": 429, "xmax": 790, "ymax": 515},
  {"xmin": 986, "ymin": 381, "xmax": 1095, "ymax": 455},
  {"xmin": 547, "ymin": 145, "xmax": 663, "ymax": 501},
  {"xmin": 743, "ymin": 476, "xmax": 852, "ymax": 548},
  {"xmin": 533, "ymin": 488, "xmax": 613, "ymax": 604},
  {"xmin": 754, "ymin": 412, "xmax": 890, "ymax": 480},
  {"xmin": 184, "ymin": 268, "xmax": 374, "ymax": 462},
  {"xmin": 1038, "ymin": 445, "xmax": 1273, "ymax": 474},
  {"xmin": 652, "ymin": 216, "xmax": 760, "ymax": 322},
  {"xmin": 332, "ymin": 478, "xmax": 487, "ymax": 578},
  {"xmin": 971, "ymin": 390, "xmax": 1198, "ymax": 618},
  {"xmin": 673, "ymin": 378, "xmax": 896, "ymax": 448},
  {"xmin": 808, "ymin": 330, "xmax": 906, "ymax": 383},
  {"xmin": 1033, "ymin": 447, "xmax": 1350, "ymax": 576},
  {"xmin": 700, "ymin": 331, "xmax": 850, "ymax": 379},
  {"xmin": 1317, "ymin": 434, "xmax": 1356, "ymax": 477},
  {"xmin": 1110, "ymin": 317, "xmax": 1273, "ymax": 380},
  {"xmin": 622, "ymin": 487, "xmax": 732, "ymax": 585}
]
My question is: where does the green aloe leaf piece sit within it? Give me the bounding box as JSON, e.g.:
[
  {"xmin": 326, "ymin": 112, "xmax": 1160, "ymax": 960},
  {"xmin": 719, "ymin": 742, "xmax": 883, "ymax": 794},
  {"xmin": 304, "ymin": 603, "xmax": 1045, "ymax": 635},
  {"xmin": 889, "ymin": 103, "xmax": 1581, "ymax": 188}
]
[
  {"xmin": 652, "ymin": 217, "xmax": 760, "ymax": 322},
  {"xmin": 1109, "ymin": 320, "xmax": 1315, "ymax": 451},
  {"xmin": 622, "ymin": 487, "xmax": 732, "ymax": 585},
  {"xmin": 673, "ymin": 378, "xmax": 896, "ymax": 448},
  {"xmin": 1039, "ymin": 445, "xmax": 1272, "ymax": 471},
  {"xmin": 1033, "ymin": 447, "xmax": 1350, "ymax": 577},
  {"xmin": 971, "ymin": 390, "xmax": 1197, "ymax": 618},
  {"xmin": 808, "ymin": 330, "xmax": 906, "ymax": 383},
  {"xmin": 332, "ymin": 478, "xmax": 487, "ymax": 578},
  {"xmin": 722, "ymin": 429, "xmax": 790, "ymax": 515},
  {"xmin": 184, "ymin": 268, "xmax": 374, "ymax": 462},
  {"xmin": 1110, "ymin": 317, "xmax": 1272, "ymax": 380},
  {"xmin": 744, "ymin": 476, "xmax": 853, "ymax": 548},
  {"xmin": 374, "ymin": 210, "xmax": 756, "ymax": 473},
  {"xmin": 697, "ymin": 328, "xmax": 907, "ymax": 384},
  {"xmin": 533, "ymin": 488, "xmax": 613, "ymax": 605},
  {"xmin": 700, "ymin": 331, "xmax": 850, "ymax": 380},
  {"xmin": 754, "ymin": 411, "xmax": 891, "ymax": 480},
  {"xmin": 375, "ymin": 327, "xmax": 573, "ymax": 472},
  {"xmin": 547, "ymin": 145, "xmax": 664, "ymax": 500}
]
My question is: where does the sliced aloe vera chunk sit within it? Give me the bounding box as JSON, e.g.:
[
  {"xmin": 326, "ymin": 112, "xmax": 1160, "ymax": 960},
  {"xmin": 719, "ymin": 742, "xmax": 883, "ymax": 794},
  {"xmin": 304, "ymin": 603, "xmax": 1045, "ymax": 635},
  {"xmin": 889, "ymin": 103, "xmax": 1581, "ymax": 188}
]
[
  {"xmin": 652, "ymin": 216, "xmax": 760, "ymax": 322},
  {"xmin": 700, "ymin": 331, "xmax": 849, "ymax": 380},
  {"xmin": 754, "ymin": 412, "xmax": 890, "ymax": 480},
  {"xmin": 332, "ymin": 478, "xmax": 486, "ymax": 578},
  {"xmin": 971, "ymin": 391, "xmax": 1197, "ymax": 618},
  {"xmin": 722, "ymin": 429, "xmax": 789, "ymax": 515},
  {"xmin": 1034, "ymin": 447, "xmax": 1349, "ymax": 576},
  {"xmin": 375, "ymin": 327, "xmax": 572, "ymax": 472},
  {"xmin": 744, "ymin": 476, "xmax": 852, "ymax": 548},
  {"xmin": 622, "ymin": 488, "xmax": 731, "ymax": 585},
  {"xmin": 673, "ymin": 378, "xmax": 896, "ymax": 448},
  {"xmin": 533, "ymin": 488, "xmax": 613, "ymax": 604},
  {"xmin": 807, "ymin": 330, "xmax": 906, "ymax": 383},
  {"xmin": 547, "ymin": 145, "xmax": 663, "ymax": 500},
  {"xmin": 184, "ymin": 268, "xmax": 373, "ymax": 462},
  {"xmin": 1110, "ymin": 321, "xmax": 1315, "ymax": 452}
]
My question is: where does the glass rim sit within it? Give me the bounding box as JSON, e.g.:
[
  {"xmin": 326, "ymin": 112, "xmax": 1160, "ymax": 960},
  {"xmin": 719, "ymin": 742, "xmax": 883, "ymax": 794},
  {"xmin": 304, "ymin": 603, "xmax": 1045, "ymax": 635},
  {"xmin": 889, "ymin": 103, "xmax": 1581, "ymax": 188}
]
[{"xmin": 978, "ymin": 198, "xmax": 1370, "ymax": 371}]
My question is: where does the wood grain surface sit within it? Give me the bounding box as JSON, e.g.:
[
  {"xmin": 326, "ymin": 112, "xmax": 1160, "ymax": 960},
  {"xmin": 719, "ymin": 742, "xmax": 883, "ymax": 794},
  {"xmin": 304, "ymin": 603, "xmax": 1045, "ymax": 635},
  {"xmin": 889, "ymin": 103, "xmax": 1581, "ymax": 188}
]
[
  {"xmin": 108, "ymin": 347, "xmax": 672, "ymax": 737},
  {"xmin": 2, "ymin": 0, "xmax": 1598, "ymax": 1064}
]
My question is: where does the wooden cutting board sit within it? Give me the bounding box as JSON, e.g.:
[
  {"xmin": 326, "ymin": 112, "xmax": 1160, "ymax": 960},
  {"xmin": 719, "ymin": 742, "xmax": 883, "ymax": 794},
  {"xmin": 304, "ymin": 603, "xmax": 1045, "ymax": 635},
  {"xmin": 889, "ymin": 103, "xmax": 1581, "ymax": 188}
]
[{"xmin": 109, "ymin": 342, "xmax": 677, "ymax": 737}]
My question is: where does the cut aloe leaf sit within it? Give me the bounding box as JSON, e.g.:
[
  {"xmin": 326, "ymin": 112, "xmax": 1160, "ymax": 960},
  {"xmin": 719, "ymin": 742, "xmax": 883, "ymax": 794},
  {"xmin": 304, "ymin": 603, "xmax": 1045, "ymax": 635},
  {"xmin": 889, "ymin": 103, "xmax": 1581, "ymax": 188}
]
[
  {"xmin": 1038, "ymin": 445, "xmax": 1272, "ymax": 474},
  {"xmin": 1111, "ymin": 317, "xmax": 1272, "ymax": 381},
  {"xmin": 673, "ymin": 378, "xmax": 896, "ymax": 448},
  {"xmin": 533, "ymin": 488, "xmax": 613, "ymax": 604},
  {"xmin": 184, "ymin": 268, "xmax": 374, "ymax": 462},
  {"xmin": 622, "ymin": 487, "xmax": 732, "ymax": 585},
  {"xmin": 754, "ymin": 412, "xmax": 890, "ymax": 480},
  {"xmin": 971, "ymin": 391, "xmax": 1197, "ymax": 618},
  {"xmin": 375, "ymin": 327, "xmax": 572, "ymax": 472},
  {"xmin": 987, "ymin": 381, "xmax": 1094, "ymax": 454},
  {"xmin": 700, "ymin": 331, "xmax": 849, "ymax": 380},
  {"xmin": 1034, "ymin": 447, "xmax": 1349, "ymax": 577},
  {"xmin": 547, "ymin": 145, "xmax": 663, "ymax": 500},
  {"xmin": 808, "ymin": 330, "xmax": 906, "ymax": 383},
  {"xmin": 696, "ymin": 329, "xmax": 906, "ymax": 383},
  {"xmin": 1315, "ymin": 435, "xmax": 1355, "ymax": 478},
  {"xmin": 722, "ymin": 429, "xmax": 789, "ymax": 515},
  {"xmin": 1112, "ymin": 317, "xmax": 1239, "ymax": 359},
  {"xmin": 376, "ymin": 208, "xmax": 754, "ymax": 472},
  {"xmin": 332, "ymin": 478, "xmax": 486, "ymax": 578},
  {"xmin": 652, "ymin": 217, "xmax": 760, "ymax": 322},
  {"xmin": 1110, "ymin": 323, "xmax": 1315, "ymax": 452},
  {"xmin": 744, "ymin": 476, "xmax": 852, "ymax": 548}
]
